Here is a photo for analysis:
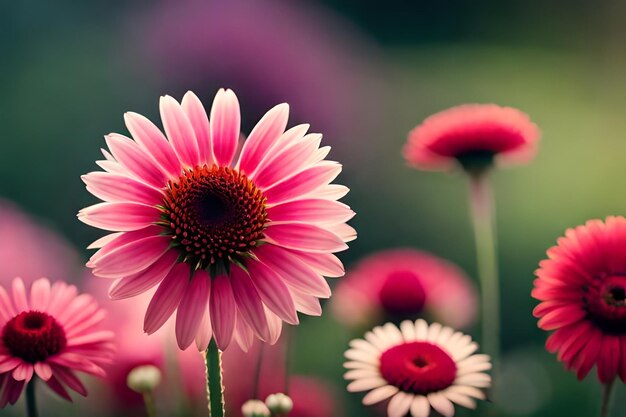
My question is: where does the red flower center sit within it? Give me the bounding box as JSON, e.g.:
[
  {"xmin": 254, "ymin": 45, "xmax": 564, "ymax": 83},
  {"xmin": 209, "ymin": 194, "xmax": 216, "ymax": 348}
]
[
  {"xmin": 2, "ymin": 311, "xmax": 67, "ymax": 363},
  {"xmin": 585, "ymin": 275, "xmax": 626, "ymax": 334},
  {"xmin": 378, "ymin": 271, "xmax": 427, "ymax": 317},
  {"xmin": 161, "ymin": 165, "xmax": 267, "ymax": 271},
  {"xmin": 379, "ymin": 341, "xmax": 457, "ymax": 395}
]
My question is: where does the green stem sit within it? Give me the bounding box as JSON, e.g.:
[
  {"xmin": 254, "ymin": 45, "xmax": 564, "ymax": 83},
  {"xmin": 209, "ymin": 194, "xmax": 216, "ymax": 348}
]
[
  {"xmin": 26, "ymin": 378, "xmax": 38, "ymax": 417},
  {"xmin": 143, "ymin": 391, "xmax": 158, "ymax": 417},
  {"xmin": 206, "ymin": 338, "xmax": 225, "ymax": 417},
  {"xmin": 252, "ymin": 342, "xmax": 265, "ymax": 399},
  {"xmin": 600, "ymin": 379, "xmax": 615, "ymax": 417},
  {"xmin": 468, "ymin": 173, "xmax": 501, "ymax": 402}
]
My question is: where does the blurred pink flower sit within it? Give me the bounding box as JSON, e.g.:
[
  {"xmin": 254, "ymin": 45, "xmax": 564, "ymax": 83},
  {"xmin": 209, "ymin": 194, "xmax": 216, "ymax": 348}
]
[
  {"xmin": 404, "ymin": 104, "xmax": 540, "ymax": 173},
  {"xmin": 126, "ymin": 0, "xmax": 381, "ymax": 151},
  {"xmin": 223, "ymin": 341, "xmax": 338, "ymax": 417},
  {"xmin": 0, "ymin": 200, "xmax": 80, "ymax": 285},
  {"xmin": 0, "ymin": 278, "xmax": 114, "ymax": 407},
  {"xmin": 332, "ymin": 249, "xmax": 478, "ymax": 330},
  {"xmin": 87, "ymin": 278, "xmax": 206, "ymax": 412}
]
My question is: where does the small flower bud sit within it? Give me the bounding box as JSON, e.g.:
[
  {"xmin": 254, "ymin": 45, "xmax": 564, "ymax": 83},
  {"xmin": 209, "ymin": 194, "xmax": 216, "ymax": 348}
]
[
  {"xmin": 265, "ymin": 392, "xmax": 293, "ymax": 415},
  {"xmin": 242, "ymin": 399, "xmax": 271, "ymax": 417},
  {"xmin": 126, "ymin": 364, "xmax": 162, "ymax": 393}
]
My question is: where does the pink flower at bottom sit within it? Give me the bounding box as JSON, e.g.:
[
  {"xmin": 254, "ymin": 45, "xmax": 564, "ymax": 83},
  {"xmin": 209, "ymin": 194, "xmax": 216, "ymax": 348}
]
[
  {"xmin": 404, "ymin": 104, "xmax": 540, "ymax": 172},
  {"xmin": 79, "ymin": 88, "xmax": 354, "ymax": 351},
  {"xmin": 533, "ymin": 216, "xmax": 626, "ymax": 383},
  {"xmin": 332, "ymin": 249, "xmax": 478, "ymax": 330},
  {"xmin": 0, "ymin": 278, "xmax": 115, "ymax": 406}
]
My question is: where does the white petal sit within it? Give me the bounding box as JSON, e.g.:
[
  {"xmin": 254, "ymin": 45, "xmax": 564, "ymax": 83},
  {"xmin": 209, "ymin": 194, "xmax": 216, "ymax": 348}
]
[
  {"xmin": 426, "ymin": 322, "xmax": 442, "ymax": 342},
  {"xmin": 344, "ymin": 349, "xmax": 378, "ymax": 365},
  {"xmin": 347, "ymin": 377, "xmax": 387, "ymax": 392},
  {"xmin": 388, "ymin": 392, "xmax": 414, "ymax": 417},
  {"xmin": 410, "ymin": 395, "xmax": 431, "ymax": 417},
  {"xmin": 362, "ymin": 385, "xmax": 399, "ymax": 405},
  {"xmin": 427, "ymin": 392, "xmax": 455, "ymax": 417},
  {"xmin": 344, "ymin": 368, "xmax": 381, "ymax": 380},
  {"xmin": 400, "ymin": 320, "xmax": 417, "ymax": 341},
  {"xmin": 415, "ymin": 319, "xmax": 429, "ymax": 340}
]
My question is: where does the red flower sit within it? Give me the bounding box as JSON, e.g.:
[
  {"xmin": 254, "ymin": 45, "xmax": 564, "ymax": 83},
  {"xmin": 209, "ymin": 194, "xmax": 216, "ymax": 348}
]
[
  {"xmin": 404, "ymin": 104, "xmax": 540, "ymax": 173},
  {"xmin": 533, "ymin": 216, "xmax": 626, "ymax": 383}
]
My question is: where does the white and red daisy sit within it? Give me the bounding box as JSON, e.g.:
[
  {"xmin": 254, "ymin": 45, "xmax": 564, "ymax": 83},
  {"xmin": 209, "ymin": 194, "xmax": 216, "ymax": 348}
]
[
  {"xmin": 533, "ymin": 216, "xmax": 626, "ymax": 383},
  {"xmin": 0, "ymin": 278, "xmax": 114, "ymax": 407},
  {"xmin": 344, "ymin": 320, "xmax": 491, "ymax": 417},
  {"xmin": 79, "ymin": 89, "xmax": 355, "ymax": 351}
]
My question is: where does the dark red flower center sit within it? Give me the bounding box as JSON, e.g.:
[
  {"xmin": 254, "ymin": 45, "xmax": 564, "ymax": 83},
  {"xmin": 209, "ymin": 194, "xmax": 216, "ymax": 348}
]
[
  {"xmin": 379, "ymin": 341, "xmax": 457, "ymax": 395},
  {"xmin": 585, "ymin": 275, "xmax": 626, "ymax": 334},
  {"xmin": 378, "ymin": 271, "xmax": 427, "ymax": 317},
  {"xmin": 2, "ymin": 311, "xmax": 67, "ymax": 363},
  {"xmin": 161, "ymin": 165, "xmax": 267, "ymax": 271}
]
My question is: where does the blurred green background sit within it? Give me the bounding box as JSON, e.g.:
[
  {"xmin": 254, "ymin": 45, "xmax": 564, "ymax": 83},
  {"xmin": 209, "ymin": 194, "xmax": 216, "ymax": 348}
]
[{"xmin": 2, "ymin": 0, "xmax": 626, "ymax": 416}]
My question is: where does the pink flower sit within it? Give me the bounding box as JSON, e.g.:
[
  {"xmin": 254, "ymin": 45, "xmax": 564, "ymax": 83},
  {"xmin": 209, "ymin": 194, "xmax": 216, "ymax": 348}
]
[
  {"xmin": 79, "ymin": 89, "xmax": 355, "ymax": 351},
  {"xmin": 332, "ymin": 249, "xmax": 477, "ymax": 330},
  {"xmin": 533, "ymin": 216, "xmax": 626, "ymax": 383},
  {"xmin": 404, "ymin": 104, "xmax": 540, "ymax": 173},
  {"xmin": 0, "ymin": 278, "xmax": 114, "ymax": 407},
  {"xmin": 85, "ymin": 279, "xmax": 206, "ymax": 410},
  {"xmin": 0, "ymin": 200, "xmax": 80, "ymax": 286}
]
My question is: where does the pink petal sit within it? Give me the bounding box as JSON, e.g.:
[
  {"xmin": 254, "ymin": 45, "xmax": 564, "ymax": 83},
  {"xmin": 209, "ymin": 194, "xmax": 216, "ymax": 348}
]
[
  {"xmin": 29, "ymin": 278, "xmax": 51, "ymax": 311},
  {"xmin": 176, "ymin": 270, "xmax": 211, "ymax": 350},
  {"xmin": 237, "ymin": 103, "xmax": 289, "ymax": 175},
  {"xmin": 233, "ymin": 313, "xmax": 255, "ymax": 352},
  {"xmin": 247, "ymin": 261, "xmax": 298, "ymax": 325},
  {"xmin": 210, "ymin": 274, "xmax": 237, "ymax": 349},
  {"xmin": 12, "ymin": 278, "xmax": 28, "ymax": 311},
  {"xmin": 87, "ymin": 232, "xmax": 123, "ymax": 249},
  {"xmin": 229, "ymin": 266, "xmax": 270, "ymax": 342},
  {"xmin": 263, "ymin": 162, "xmax": 342, "ymax": 205},
  {"xmin": 181, "ymin": 91, "xmax": 214, "ymax": 166},
  {"xmin": 251, "ymin": 124, "xmax": 310, "ymax": 175},
  {"xmin": 45, "ymin": 376, "xmax": 72, "ymax": 402},
  {"xmin": 144, "ymin": 263, "xmax": 190, "ymax": 334},
  {"xmin": 51, "ymin": 366, "xmax": 87, "ymax": 396},
  {"xmin": 78, "ymin": 202, "xmax": 159, "ymax": 232},
  {"xmin": 314, "ymin": 184, "xmax": 350, "ymax": 201},
  {"xmin": 105, "ymin": 133, "xmax": 167, "ymax": 187},
  {"xmin": 264, "ymin": 307, "xmax": 283, "ymax": 345},
  {"xmin": 251, "ymin": 134, "xmax": 323, "ymax": 189},
  {"xmin": 12, "ymin": 363, "xmax": 34, "ymax": 381},
  {"xmin": 209, "ymin": 88, "xmax": 240, "ymax": 166},
  {"xmin": 288, "ymin": 249, "xmax": 345, "ymax": 277},
  {"xmin": 195, "ymin": 302, "xmax": 213, "ymax": 352},
  {"xmin": 0, "ymin": 357, "xmax": 21, "ymax": 373},
  {"xmin": 0, "ymin": 287, "xmax": 17, "ymax": 321},
  {"xmin": 124, "ymin": 111, "xmax": 182, "ymax": 177},
  {"xmin": 254, "ymin": 245, "xmax": 331, "ymax": 297},
  {"xmin": 91, "ymin": 235, "xmax": 171, "ymax": 278},
  {"xmin": 264, "ymin": 223, "xmax": 348, "ymax": 253},
  {"xmin": 88, "ymin": 226, "xmax": 160, "ymax": 265},
  {"xmin": 291, "ymin": 290, "xmax": 322, "ymax": 316},
  {"xmin": 597, "ymin": 335, "xmax": 620, "ymax": 383},
  {"xmin": 1, "ymin": 377, "xmax": 25, "ymax": 406},
  {"xmin": 82, "ymin": 171, "xmax": 163, "ymax": 205},
  {"xmin": 108, "ymin": 250, "xmax": 178, "ymax": 299},
  {"xmin": 160, "ymin": 95, "xmax": 201, "ymax": 168},
  {"xmin": 268, "ymin": 199, "xmax": 354, "ymax": 225},
  {"xmin": 34, "ymin": 362, "xmax": 53, "ymax": 381}
]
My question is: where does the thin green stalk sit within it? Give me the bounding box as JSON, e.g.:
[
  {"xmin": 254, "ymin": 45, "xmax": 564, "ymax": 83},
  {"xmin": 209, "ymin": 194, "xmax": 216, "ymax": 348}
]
[
  {"xmin": 26, "ymin": 378, "xmax": 38, "ymax": 417},
  {"xmin": 206, "ymin": 338, "xmax": 225, "ymax": 417},
  {"xmin": 600, "ymin": 379, "xmax": 615, "ymax": 417},
  {"xmin": 468, "ymin": 172, "xmax": 500, "ymax": 413},
  {"xmin": 252, "ymin": 342, "xmax": 265, "ymax": 399},
  {"xmin": 143, "ymin": 391, "xmax": 158, "ymax": 417}
]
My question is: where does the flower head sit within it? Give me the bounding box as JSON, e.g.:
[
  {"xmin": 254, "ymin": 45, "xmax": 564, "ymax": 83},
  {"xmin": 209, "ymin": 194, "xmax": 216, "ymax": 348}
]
[
  {"xmin": 404, "ymin": 104, "xmax": 540, "ymax": 174},
  {"xmin": 344, "ymin": 320, "xmax": 491, "ymax": 417},
  {"xmin": 79, "ymin": 89, "xmax": 354, "ymax": 351},
  {"xmin": 332, "ymin": 249, "xmax": 477, "ymax": 329},
  {"xmin": 0, "ymin": 278, "xmax": 114, "ymax": 407},
  {"xmin": 533, "ymin": 216, "xmax": 626, "ymax": 383}
]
